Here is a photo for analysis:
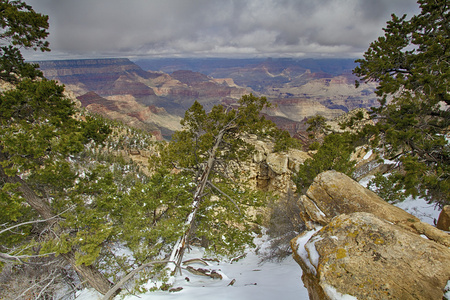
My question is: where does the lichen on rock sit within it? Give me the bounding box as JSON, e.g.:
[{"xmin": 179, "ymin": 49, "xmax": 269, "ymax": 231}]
[{"xmin": 292, "ymin": 212, "xmax": 450, "ymax": 300}]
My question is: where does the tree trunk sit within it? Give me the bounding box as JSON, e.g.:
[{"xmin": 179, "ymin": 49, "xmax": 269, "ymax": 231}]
[
  {"xmin": 169, "ymin": 126, "xmax": 229, "ymax": 274},
  {"xmin": 0, "ymin": 157, "xmax": 114, "ymax": 296},
  {"xmin": 61, "ymin": 252, "xmax": 113, "ymax": 295}
]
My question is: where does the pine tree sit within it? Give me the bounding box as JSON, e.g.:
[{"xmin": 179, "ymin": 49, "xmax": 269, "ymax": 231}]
[
  {"xmin": 0, "ymin": 0, "xmax": 50, "ymax": 82},
  {"xmin": 151, "ymin": 95, "xmax": 279, "ymax": 274},
  {"xmin": 354, "ymin": 0, "xmax": 449, "ymax": 207},
  {"xmin": 0, "ymin": 0, "xmax": 119, "ymax": 295}
]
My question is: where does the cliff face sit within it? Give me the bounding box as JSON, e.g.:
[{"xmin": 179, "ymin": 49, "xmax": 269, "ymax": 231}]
[
  {"xmin": 37, "ymin": 58, "xmax": 379, "ymax": 139},
  {"xmin": 37, "ymin": 58, "xmax": 248, "ymax": 139},
  {"xmin": 38, "ymin": 58, "xmax": 158, "ymax": 97},
  {"xmin": 77, "ymin": 91, "xmax": 181, "ymax": 140}
]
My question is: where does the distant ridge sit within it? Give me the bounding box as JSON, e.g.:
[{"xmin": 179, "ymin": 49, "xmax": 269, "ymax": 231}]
[{"xmin": 34, "ymin": 57, "xmax": 376, "ymax": 139}]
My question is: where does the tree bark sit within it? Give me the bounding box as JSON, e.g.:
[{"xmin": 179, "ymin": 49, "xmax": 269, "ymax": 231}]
[
  {"xmin": 169, "ymin": 124, "xmax": 231, "ymax": 274},
  {"xmin": 0, "ymin": 154, "xmax": 114, "ymax": 296}
]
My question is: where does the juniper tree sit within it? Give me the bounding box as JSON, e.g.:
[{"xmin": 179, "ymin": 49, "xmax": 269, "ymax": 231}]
[
  {"xmin": 0, "ymin": 0, "xmax": 120, "ymax": 295},
  {"xmin": 0, "ymin": 0, "xmax": 50, "ymax": 82},
  {"xmin": 150, "ymin": 95, "xmax": 279, "ymax": 275},
  {"xmin": 354, "ymin": 0, "xmax": 449, "ymax": 207}
]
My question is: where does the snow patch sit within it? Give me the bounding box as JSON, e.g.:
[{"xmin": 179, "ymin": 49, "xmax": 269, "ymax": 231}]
[
  {"xmin": 305, "ymin": 235, "xmax": 324, "ymax": 269},
  {"xmin": 444, "ymin": 280, "xmax": 450, "ymax": 299},
  {"xmin": 362, "ymin": 149, "xmax": 372, "ymax": 160},
  {"xmin": 394, "ymin": 196, "xmax": 441, "ymax": 226},
  {"xmin": 323, "ymin": 284, "xmax": 358, "ymax": 300},
  {"xmin": 295, "ymin": 227, "xmax": 322, "ymax": 275},
  {"xmin": 312, "ymin": 200, "xmax": 326, "ymax": 217}
]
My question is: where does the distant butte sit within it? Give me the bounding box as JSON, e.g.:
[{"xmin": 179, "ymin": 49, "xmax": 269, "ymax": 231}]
[{"xmin": 37, "ymin": 58, "xmax": 378, "ymax": 139}]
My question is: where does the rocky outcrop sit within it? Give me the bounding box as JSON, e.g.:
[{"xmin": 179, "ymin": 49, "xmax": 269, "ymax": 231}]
[
  {"xmin": 240, "ymin": 135, "xmax": 311, "ymax": 193},
  {"xmin": 77, "ymin": 92, "xmax": 181, "ymax": 140},
  {"xmin": 292, "ymin": 170, "xmax": 450, "ymax": 299},
  {"xmin": 38, "ymin": 58, "xmax": 159, "ymax": 97},
  {"xmin": 292, "ymin": 212, "xmax": 450, "ymax": 300},
  {"xmin": 326, "ymin": 107, "xmax": 374, "ymax": 133},
  {"xmin": 298, "ymin": 170, "xmax": 450, "ymax": 246},
  {"xmin": 437, "ymin": 205, "xmax": 450, "ymax": 231},
  {"xmin": 264, "ymin": 98, "xmax": 345, "ymax": 123}
]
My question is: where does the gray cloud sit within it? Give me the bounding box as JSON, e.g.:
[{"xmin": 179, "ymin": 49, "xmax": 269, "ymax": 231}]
[{"xmin": 23, "ymin": 0, "xmax": 420, "ymax": 59}]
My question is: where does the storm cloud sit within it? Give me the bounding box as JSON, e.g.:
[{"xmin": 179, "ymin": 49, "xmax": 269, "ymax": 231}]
[{"xmin": 23, "ymin": 0, "xmax": 420, "ymax": 59}]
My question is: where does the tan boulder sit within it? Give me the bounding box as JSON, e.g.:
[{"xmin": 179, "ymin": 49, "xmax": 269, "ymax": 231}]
[
  {"xmin": 437, "ymin": 205, "xmax": 450, "ymax": 231},
  {"xmin": 301, "ymin": 170, "xmax": 450, "ymax": 246},
  {"xmin": 266, "ymin": 152, "xmax": 289, "ymax": 175},
  {"xmin": 291, "ymin": 212, "xmax": 450, "ymax": 300},
  {"xmin": 287, "ymin": 149, "xmax": 312, "ymax": 172}
]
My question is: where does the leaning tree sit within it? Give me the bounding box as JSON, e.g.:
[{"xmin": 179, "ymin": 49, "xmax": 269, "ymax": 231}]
[{"xmin": 153, "ymin": 95, "xmax": 280, "ymax": 275}]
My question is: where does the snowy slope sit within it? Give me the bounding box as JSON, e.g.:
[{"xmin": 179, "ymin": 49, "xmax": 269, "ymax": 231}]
[
  {"xmin": 76, "ymin": 235, "xmax": 309, "ymax": 300},
  {"xmin": 76, "ymin": 180, "xmax": 445, "ymax": 300}
]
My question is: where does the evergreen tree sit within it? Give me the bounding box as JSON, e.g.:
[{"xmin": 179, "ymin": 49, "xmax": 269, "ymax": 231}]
[
  {"xmin": 152, "ymin": 95, "xmax": 278, "ymax": 274},
  {"xmin": 354, "ymin": 0, "xmax": 449, "ymax": 207},
  {"xmin": 0, "ymin": 0, "xmax": 50, "ymax": 82},
  {"xmin": 293, "ymin": 132, "xmax": 357, "ymax": 193},
  {"xmin": 0, "ymin": 0, "xmax": 121, "ymax": 296}
]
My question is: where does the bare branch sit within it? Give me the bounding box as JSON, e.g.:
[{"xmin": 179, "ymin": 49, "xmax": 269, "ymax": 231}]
[
  {"xmin": 13, "ymin": 270, "xmax": 58, "ymax": 300},
  {"xmin": 0, "ymin": 205, "xmax": 75, "ymax": 235},
  {"xmin": 207, "ymin": 181, "xmax": 242, "ymax": 215},
  {"xmin": 102, "ymin": 260, "xmax": 172, "ymax": 300},
  {"xmin": 35, "ymin": 273, "xmax": 59, "ymax": 300},
  {"xmin": 0, "ymin": 252, "xmax": 55, "ymax": 264}
]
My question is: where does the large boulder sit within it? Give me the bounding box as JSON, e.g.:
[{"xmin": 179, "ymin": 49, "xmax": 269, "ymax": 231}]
[
  {"xmin": 298, "ymin": 170, "xmax": 450, "ymax": 246},
  {"xmin": 437, "ymin": 205, "xmax": 450, "ymax": 231},
  {"xmin": 291, "ymin": 212, "xmax": 450, "ymax": 300},
  {"xmin": 292, "ymin": 170, "xmax": 450, "ymax": 299}
]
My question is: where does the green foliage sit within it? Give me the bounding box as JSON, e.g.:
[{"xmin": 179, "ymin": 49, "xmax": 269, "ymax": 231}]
[
  {"xmin": 0, "ymin": 1, "xmax": 139, "ymax": 295},
  {"xmin": 367, "ymin": 173, "xmax": 405, "ymax": 204},
  {"xmin": 158, "ymin": 95, "xmax": 278, "ymax": 173},
  {"xmin": 308, "ymin": 141, "xmax": 321, "ymax": 151},
  {"xmin": 0, "ymin": 79, "xmax": 108, "ymax": 176},
  {"xmin": 339, "ymin": 110, "xmax": 365, "ymax": 130},
  {"xmin": 306, "ymin": 114, "xmax": 328, "ymax": 133},
  {"xmin": 0, "ymin": 0, "xmax": 50, "ymax": 82},
  {"xmin": 81, "ymin": 115, "xmax": 112, "ymax": 145},
  {"xmin": 154, "ymin": 94, "xmax": 279, "ymax": 259},
  {"xmin": 354, "ymin": 0, "xmax": 449, "ymax": 207},
  {"xmin": 294, "ymin": 132, "xmax": 356, "ymax": 192},
  {"xmin": 112, "ymin": 170, "xmax": 191, "ymax": 262},
  {"xmin": 273, "ymin": 130, "xmax": 303, "ymax": 153},
  {"xmin": 306, "ymin": 114, "xmax": 330, "ymax": 140},
  {"xmin": 354, "ymin": 0, "xmax": 449, "ymax": 106}
]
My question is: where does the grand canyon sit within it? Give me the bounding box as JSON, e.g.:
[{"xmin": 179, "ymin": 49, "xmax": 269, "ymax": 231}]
[{"xmin": 37, "ymin": 58, "xmax": 378, "ymax": 140}]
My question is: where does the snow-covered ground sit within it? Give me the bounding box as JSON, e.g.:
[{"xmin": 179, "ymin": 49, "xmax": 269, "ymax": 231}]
[
  {"xmin": 76, "ymin": 235, "xmax": 309, "ymax": 300},
  {"xmin": 359, "ymin": 176, "xmax": 442, "ymax": 226},
  {"xmin": 76, "ymin": 180, "xmax": 446, "ymax": 300}
]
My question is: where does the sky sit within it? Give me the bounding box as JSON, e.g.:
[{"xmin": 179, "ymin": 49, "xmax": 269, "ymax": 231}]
[{"xmin": 22, "ymin": 0, "xmax": 420, "ymax": 61}]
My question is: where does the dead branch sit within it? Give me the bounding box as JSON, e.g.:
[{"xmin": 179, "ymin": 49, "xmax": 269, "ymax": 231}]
[
  {"xmin": 207, "ymin": 181, "xmax": 241, "ymax": 215},
  {"xmin": 0, "ymin": 205, "xmax": 75, "ymax": 235},
  {"xmin": 182, "ymin": 258, "xmax": 209, "ymax": 266},
  {"xmin": 0, "ymin": 252, "xmax": 55, "ymax": 265},
  {"xmin": 102, "ymin": 260, "xmax": 171, "ymax": 300},
  {"xmin": 13, "ymin": 270, "xmax": 58, "ymax": 300}
]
